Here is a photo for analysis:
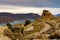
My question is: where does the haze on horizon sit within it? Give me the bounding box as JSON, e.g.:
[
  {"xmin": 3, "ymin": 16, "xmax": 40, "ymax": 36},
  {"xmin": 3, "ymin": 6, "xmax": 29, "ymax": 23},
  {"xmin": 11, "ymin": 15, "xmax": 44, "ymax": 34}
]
[{"xmin": 0, "ymin": 0, "xmax": 60, "ymax": 15}]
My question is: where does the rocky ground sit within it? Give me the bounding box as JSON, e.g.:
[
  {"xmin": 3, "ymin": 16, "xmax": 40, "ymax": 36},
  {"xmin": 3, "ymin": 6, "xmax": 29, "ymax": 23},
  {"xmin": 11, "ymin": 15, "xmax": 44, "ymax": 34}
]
[{"xmin": 0, "ymin": 10, "xmax": 60, "ymax": 40}]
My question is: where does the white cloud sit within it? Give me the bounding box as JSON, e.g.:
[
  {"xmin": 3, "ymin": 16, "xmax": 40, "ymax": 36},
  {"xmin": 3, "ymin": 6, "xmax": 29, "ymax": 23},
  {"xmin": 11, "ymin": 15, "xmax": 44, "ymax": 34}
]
[{"xmin": 0, "ymin": 5, "xmax": 60, "ymax": 15}]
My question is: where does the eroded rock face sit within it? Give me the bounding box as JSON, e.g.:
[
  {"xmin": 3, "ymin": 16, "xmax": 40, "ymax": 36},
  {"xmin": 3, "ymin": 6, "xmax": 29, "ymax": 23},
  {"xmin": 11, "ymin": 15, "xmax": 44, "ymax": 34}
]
[
  {"xmin": 3, "ymin": 28, "xmax": 24, "ymax": 40},
  {"xmin": 23, "ymin": 10, "xmax": 60, "ymax": 39},
  {"xmin": 33, "ymin": 10, "xmax": 56, "ymax": 29},
  {"xmin": 41, "ymin": 10, "xmax": 56, "ymax": 21},
  {"xmin": 0, "ymin": 26, "xmax": 11, "ymax": 40},
  {"xmin": 42, "ymin": 10, "xmax": 52, "ymax": 16}
]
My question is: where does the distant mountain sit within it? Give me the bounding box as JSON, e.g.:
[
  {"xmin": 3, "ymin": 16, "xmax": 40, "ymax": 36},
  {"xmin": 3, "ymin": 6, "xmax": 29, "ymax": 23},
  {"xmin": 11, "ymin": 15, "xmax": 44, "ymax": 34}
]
[
  {"xmin": 55, "ymin": 14, "xmax": 60, "ymax": 16},
  {"xmin": 0, "ymin": 12, "xmax": 40, "ymax": 23}
]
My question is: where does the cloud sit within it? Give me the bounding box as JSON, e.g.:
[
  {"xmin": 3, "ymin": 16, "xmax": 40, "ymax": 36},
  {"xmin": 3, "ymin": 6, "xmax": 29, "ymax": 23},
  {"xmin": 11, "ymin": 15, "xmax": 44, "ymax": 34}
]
[
  {"xmin": 0, "ymin": 5, "xmax": 60, "ymax": 15},
  {"xmin": 0, "ymin": 0, "xmax": 53, "ymax": 7},
  {"xmin": 0, "ymin": 0, "xmax": 59, "ymax": 7}
]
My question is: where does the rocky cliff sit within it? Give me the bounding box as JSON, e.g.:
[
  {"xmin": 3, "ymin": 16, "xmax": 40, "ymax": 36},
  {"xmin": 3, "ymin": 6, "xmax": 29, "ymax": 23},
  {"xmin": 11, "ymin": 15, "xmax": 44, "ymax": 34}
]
[
  {"xmin": 41, "ymin": 10, "xmax": 56, "ymax": 21},
  {"xmin": 24, "ymin": 10, "xmax": 60, "ymax": 39},
  {"xmin": 0, "ymin": 12, "xmax": 40, "ymax": 23}
]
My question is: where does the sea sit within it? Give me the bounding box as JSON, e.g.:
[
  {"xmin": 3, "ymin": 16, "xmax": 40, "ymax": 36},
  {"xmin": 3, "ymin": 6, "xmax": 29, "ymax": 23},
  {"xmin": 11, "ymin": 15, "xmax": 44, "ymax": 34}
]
[{"xmin": 0, "ymin": 19, "xmax": 34, "ymax": 26}]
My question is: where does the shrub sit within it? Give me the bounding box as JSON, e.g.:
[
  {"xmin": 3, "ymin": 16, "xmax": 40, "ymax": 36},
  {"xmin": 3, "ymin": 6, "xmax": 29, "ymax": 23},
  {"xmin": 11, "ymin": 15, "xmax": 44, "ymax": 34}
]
[
  {"xmin": 6, "ymin": 23, "xmax": 13, "ymax": 29},
  {"xmin": 24, "ymin": 20, "xmax": 31, "ymax": 26}
]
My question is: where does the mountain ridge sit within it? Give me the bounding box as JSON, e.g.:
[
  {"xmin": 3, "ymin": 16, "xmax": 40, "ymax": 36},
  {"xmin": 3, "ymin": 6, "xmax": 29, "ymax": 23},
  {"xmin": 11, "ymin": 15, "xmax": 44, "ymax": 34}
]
[{"xmin": 0, "ymin": 12, "xmax": 40, "ymax": 23}]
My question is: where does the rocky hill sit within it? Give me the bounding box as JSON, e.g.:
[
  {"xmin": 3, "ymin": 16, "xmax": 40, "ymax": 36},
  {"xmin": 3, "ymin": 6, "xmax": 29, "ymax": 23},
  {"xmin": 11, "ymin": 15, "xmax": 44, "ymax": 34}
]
[{"xmin": 0, "ymin": 12, "xmax": 40, "ymax": 23}]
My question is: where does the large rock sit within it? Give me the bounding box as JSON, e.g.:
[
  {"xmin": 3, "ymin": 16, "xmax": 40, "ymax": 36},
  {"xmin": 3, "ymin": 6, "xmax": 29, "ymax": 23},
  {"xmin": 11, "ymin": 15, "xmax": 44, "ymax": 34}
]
[{"xmin": 41, "ymin": 10, "xmax": 56, "ymax": 21}]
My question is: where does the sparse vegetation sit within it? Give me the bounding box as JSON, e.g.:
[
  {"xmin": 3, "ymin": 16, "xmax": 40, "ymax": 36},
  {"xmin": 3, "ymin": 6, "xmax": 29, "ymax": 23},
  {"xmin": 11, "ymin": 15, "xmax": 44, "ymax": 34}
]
[
  {"xmin": 24, "ymin": 20, "xmax": 31, "ymax": 26},
  {"xmin": 6, "ymin": 22, "xmax": 13, "ymax": 29}
]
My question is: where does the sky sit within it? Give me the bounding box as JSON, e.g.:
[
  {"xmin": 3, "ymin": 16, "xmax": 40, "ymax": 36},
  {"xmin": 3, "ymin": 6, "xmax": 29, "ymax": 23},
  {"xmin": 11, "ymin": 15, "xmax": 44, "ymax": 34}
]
[
  {"xmin": 0, "ymin": 0, "xmax": 60, "ymax": 8},
  {"xmin": 0, "ymin": 0, "xmax": 60, "ymax": 15}
]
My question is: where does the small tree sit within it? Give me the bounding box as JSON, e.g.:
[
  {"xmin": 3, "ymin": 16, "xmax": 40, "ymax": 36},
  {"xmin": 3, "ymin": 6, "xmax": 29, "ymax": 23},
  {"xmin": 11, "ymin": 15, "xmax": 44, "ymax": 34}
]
[
  {"xmin": 24, "ymin": 20, "xmax": 31, "ymax": 26},
  {"xmin": 6, "ymin": 23, "xmax": 13, "ymax": 29}
]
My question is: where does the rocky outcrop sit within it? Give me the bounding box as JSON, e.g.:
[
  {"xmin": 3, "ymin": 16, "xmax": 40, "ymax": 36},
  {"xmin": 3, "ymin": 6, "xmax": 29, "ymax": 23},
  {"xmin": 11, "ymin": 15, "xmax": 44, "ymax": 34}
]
[
  {"xmin": 41, "ymin": 10, "xmax": 56, "ymax": 21},
  {"xmin": 24, "ymin": 10, "xmax": 60, "ymax": 39},
  {"xmin": 0, "ymin": 26, "xmax": 11, "ymax": 40}
]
